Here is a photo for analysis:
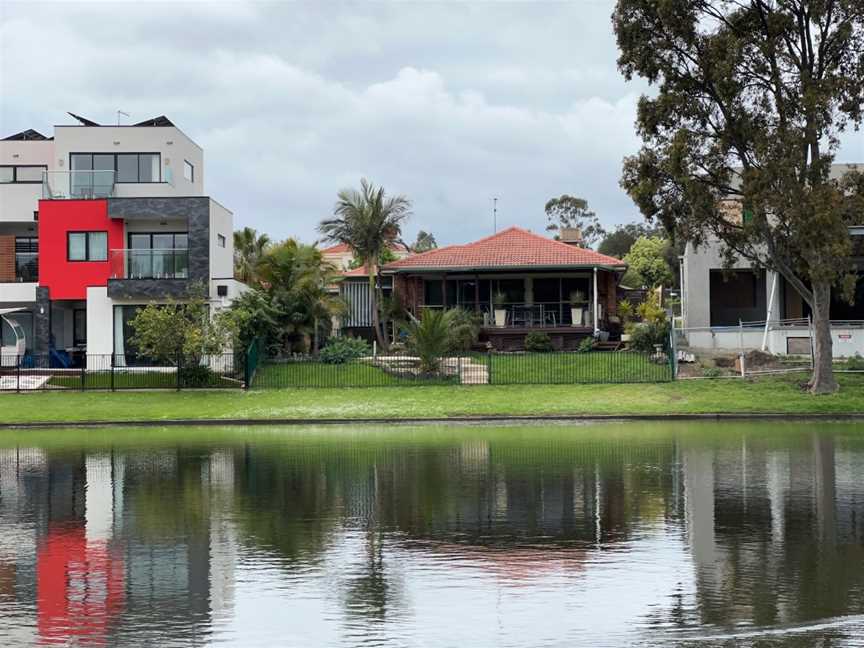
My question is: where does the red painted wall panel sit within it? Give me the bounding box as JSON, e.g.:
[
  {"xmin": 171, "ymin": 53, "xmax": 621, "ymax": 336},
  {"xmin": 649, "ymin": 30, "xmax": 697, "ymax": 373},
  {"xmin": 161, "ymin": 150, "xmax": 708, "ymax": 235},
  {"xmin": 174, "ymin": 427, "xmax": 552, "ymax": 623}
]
[{"xmin": 38, "ymin": 200, "xmax": 124, "ymax": 300}]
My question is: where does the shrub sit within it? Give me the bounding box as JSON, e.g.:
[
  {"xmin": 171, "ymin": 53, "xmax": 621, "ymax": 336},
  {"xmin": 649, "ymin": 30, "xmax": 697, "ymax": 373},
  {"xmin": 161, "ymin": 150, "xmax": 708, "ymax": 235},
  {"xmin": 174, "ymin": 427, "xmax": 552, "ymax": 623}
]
[
  {"xmin": 319, "ymin": 336, "xmax": 370, "ymax": 364},
  {"xmin": 179, "ymin": 365, "xmax": 216, "ymax": 387},
  {"xmin": 845, "ymin": 353, "xmax": 864, "ymax": 370},
  {"xmin": 405, "ymin": 309, "xmax": 455, "ymax": 374},
  {"xmin": 448, "ymin": 308, "xmax": 483, "ymax": 351},
  {"xmin": 702, "ymin": 367, "xmax": 722, "ymax": 379},
  {"xmin": 626, "ymin": 321, "xmax": 670, "ymax": 353},
  {"xmin": 525, "ymin": 331, "xmax": 553, "ymax": 352},
  {"xmin": 577, "ymin": 336, "xmax": 595, "ymax": 353},
  {"xmin": 617, "ymin": 299, "xmax": 634, "ymax": 325}
]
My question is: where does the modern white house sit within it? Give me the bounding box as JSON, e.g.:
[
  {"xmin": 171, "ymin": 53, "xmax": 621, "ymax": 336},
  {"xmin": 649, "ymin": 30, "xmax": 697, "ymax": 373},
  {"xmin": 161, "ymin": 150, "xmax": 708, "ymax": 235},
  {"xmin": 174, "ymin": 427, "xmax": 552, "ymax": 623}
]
[
  {"xmin": 0, "ymin": 113, "xmax": 245, "ymax": 368},
  {"xmin": 678, "ymin": 164, "xmax": 864, "ymax": 358}
]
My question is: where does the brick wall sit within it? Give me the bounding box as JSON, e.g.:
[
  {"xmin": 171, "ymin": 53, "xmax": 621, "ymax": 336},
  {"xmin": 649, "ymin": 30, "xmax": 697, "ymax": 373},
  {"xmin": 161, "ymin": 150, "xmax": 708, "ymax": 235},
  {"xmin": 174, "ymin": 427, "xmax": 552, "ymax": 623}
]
[{"xmin": 0, "ymin": 235, "xmax": 15, "ymax": 282}]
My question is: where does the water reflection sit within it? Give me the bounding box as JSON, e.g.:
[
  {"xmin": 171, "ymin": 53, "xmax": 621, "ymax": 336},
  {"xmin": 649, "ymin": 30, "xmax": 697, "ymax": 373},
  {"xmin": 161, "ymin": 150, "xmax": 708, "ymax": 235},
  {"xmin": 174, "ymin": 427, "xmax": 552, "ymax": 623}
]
[{"xmin": 0, "ymin": 423, "xmax": 862, "ymax": 647}]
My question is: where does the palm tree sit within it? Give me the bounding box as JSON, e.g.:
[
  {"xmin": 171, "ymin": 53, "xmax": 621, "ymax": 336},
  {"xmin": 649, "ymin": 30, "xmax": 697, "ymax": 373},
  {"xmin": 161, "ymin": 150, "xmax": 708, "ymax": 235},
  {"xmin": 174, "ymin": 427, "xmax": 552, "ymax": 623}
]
[
  {"xmin": 234, "ymin": 227, "xmax": 271, "ymax": 285},
  {"xmin": 257, "ymin": 239, "xmax": 346, "ymax": 354},
  {"xmin": 404, "ymin": 308, "xmax": 456, "ymax": 375},
  {"xmin": 318, "ymin": 179, "xmax": 412, "ymax": 351}
]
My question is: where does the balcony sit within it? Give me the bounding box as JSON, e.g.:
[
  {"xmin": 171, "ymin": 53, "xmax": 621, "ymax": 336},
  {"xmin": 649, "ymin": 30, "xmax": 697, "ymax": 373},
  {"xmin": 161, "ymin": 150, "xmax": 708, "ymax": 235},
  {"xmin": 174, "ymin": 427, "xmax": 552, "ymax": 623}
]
[
  {"xmin": 42, "ymin": 170, "xmax": 115, "ymax": 200},
  {"xmin": 109, "ymin": 248, "xmax": 189, "ymax": 280}
]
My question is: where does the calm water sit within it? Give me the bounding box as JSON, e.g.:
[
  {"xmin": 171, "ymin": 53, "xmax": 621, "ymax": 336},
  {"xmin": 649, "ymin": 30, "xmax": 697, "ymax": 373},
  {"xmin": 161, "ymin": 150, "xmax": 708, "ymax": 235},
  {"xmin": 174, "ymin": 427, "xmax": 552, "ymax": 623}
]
[{"xmin": 1, "ymin": 422, "xmax": 863, "ymax": 647}]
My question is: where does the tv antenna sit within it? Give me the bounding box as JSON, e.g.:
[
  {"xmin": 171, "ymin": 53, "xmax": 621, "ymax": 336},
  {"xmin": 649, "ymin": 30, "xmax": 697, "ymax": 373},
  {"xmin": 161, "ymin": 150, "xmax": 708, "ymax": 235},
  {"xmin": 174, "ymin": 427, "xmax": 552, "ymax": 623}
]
[
  {"xmin": 492, "ymin": 197, "xmax": 498, "ymax": 233},
  {"xmin": 116, "ymin": 110, "xmax": 130, "ymax": 126}
]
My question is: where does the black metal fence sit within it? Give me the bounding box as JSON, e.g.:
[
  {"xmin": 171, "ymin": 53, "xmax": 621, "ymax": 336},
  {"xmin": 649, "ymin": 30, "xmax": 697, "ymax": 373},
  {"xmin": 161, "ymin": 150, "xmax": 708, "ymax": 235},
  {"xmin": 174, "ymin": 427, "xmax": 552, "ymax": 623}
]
[
  {"xmin": 249, "ymin": 348, "xmax": 674, "ymax": 389},
  {"xmin": 0, "ymin": 353, "xmax": 243, "ymax": 392}
]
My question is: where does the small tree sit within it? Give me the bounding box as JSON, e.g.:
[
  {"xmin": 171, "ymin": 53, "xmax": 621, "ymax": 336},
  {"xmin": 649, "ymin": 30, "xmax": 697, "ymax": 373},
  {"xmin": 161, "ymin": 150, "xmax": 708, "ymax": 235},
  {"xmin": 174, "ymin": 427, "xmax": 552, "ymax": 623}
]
[
  {"xmin": 412, "ymin": 230, "xmax": 438, "ymax": 253},
  {"xmin": 598, "ymin": 222, "xmax": 658, "ymax": 258},
  {"xmin": 130, "ymin": 286, "xmax": 237, "ymax": 365},
  {"xmin": 623, "ymin": 236, "xmax": 675, "ymax": 288},
  {"xmin": 404, "ymin": 309, "xmax": 456, "ymax": 375},
  {"xmin": 544, "ymin": 195, "xmax": 605, "ymax": 247}
]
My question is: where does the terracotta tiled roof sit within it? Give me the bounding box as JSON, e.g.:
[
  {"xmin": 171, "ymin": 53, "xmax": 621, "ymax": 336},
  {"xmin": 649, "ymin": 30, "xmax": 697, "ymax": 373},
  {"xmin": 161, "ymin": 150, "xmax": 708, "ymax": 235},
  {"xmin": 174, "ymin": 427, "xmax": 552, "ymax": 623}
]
[
  {"xmin": 321, "ymin": 241, "xmax": 410, "ymax": 254},
  {"xmin": 383, "ymin": 227, "xmax": 625, "ymax": 272},
  {"xmin": 339, "ymin": 266, "xmax": 370, "ymax": 277}
]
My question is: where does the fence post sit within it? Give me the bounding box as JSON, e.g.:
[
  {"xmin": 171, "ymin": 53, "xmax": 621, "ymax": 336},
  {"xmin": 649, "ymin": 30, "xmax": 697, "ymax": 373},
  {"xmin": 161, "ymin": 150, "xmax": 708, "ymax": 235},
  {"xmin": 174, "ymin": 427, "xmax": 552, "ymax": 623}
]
[
  {"xmin": 16, "ymin": 357, "xmax": 21, "ymax": 393},
  {"xmin": 487, "ymin": 348, "xmax": 493, "ymax": 385},
  {"xmin": 110, "ymin": 354, "xmax": 115, "ymax": 392},
  {"xmin": 80, "ymin": 358, "xmax": 86, "ymax": 391},
  {"xmin": 176, "ymin": 352, "xmax": 182, "ymax": 391}
]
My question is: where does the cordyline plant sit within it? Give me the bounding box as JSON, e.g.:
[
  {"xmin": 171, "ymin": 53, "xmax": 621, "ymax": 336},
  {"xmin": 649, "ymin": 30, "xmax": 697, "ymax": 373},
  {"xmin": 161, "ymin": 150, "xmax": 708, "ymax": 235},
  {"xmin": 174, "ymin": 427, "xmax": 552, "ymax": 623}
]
[{"xmin": 613, "ymin": 0, "xmax": 864, "ymax": 393}]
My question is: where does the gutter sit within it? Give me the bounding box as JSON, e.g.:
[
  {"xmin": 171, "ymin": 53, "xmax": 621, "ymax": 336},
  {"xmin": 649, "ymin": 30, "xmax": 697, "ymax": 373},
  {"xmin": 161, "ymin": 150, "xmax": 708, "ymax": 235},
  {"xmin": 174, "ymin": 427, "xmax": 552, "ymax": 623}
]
[{"xmin": 382, "ymin": 264, "xmax": 628, "ymax": 274}]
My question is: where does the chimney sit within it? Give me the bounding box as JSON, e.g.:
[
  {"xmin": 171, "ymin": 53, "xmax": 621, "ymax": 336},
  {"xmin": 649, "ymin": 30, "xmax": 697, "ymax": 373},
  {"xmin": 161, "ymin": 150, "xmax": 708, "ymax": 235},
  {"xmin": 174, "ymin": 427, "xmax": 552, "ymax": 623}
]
[{"xmin": 559, "ymin": 227, "xmax": 583, "ymax": 246}]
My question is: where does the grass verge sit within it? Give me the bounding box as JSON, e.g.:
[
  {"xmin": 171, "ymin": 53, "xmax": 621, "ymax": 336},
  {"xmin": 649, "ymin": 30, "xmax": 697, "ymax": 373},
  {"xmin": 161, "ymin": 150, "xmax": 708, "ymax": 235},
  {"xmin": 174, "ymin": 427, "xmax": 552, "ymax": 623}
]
[{"xmin": 1, "ymin": 372, "xmax": 863, "ymax": 425}]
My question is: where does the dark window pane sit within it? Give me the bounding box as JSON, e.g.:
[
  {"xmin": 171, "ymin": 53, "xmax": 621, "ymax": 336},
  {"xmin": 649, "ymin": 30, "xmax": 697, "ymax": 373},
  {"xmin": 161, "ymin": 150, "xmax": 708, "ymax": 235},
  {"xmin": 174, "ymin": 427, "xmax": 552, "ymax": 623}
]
[
  {"xmin": 139, "ymin": 154, "xmax": 159, "ymax": 182},
  {"xmin": 497, "ymin": 279, "xmax": 524, "ymax": 303},
  {"xmin": 152, "ymin": 234, "xmax": 174, "ymax": 249},
  {"xmin": 424, "ymin": 280, "xmax": 443, "ymax": 306},
  {"xmin": 129, "ymin": 234, "xmax": 151, "ymax": 249},
  {"xmin": 533, "ymin": 278, "xmax": 560, "ymax": 302},
  {"xmin": 116, "ymin": 154, "xmax": 139, "ymax": 182},
  {"xmin": 174, "ymin": 234, "xmax": 188, "ymax": 249}
]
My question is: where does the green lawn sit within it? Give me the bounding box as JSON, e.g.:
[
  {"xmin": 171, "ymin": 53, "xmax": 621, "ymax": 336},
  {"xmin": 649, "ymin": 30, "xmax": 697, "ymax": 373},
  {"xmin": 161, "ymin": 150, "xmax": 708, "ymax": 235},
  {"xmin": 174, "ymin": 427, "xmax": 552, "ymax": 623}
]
[
  {"xmin": 47, "ymin": 370, "xmax": 240, "ymax": 390},
  {"xmin": 2, "ymin": 372, "xmax": 864, "ymax": 425},
  {"xmin": 483, "ymin": 352, "xmax": 671, "ymax": 384},
  {"xmin": 253, "ymin": 360, "xmax": 458, "ymax": 388}
]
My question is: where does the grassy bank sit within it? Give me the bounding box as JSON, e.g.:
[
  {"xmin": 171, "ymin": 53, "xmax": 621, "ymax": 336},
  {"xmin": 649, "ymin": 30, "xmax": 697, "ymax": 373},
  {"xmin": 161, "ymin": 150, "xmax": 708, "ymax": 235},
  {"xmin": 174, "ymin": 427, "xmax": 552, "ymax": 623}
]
[{"xmin": 2, "ymin": 372, "xmax": 864, "ymax": 425}]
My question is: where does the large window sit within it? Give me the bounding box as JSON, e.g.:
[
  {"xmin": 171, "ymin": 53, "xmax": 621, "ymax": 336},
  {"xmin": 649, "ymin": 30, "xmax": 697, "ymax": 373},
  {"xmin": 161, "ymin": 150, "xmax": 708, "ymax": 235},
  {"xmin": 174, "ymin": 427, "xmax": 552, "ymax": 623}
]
[
  {"xmin": 127, "ymin": 232, "xmax": 188, "ymax": 279},
  {"xmin": 15, "ymin": 237, "xmax": 38, "ymax": 282},
  {"xmin": 70, "ymin": 153, "xmax": 161, "ymax": 183},
  {"xmin": 709, "ymin": 269, "xmax": 766, "ymax": 326},
  {"xmin": 0, "ymin": 165, "xmax": 46, "ymax": 183},
  {"xmin": 68, "ymin": 232, "xmax": 108, "ymax": 262},
  {"xmin": 184, "ymin": 160, "xmax": 194, "ymax": 182}
]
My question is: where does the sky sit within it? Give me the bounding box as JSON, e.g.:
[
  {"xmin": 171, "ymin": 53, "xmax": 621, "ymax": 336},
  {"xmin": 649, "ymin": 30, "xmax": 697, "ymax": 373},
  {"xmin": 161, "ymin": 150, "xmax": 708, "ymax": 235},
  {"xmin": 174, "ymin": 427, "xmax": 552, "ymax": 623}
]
[{"xmin": 1, "ymin": 0, "xmax": 862, "ymax": 247}]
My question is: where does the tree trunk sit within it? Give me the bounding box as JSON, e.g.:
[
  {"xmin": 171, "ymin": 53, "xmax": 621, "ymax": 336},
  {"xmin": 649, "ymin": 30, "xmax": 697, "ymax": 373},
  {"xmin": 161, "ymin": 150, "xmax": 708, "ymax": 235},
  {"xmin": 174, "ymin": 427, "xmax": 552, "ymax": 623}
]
[
  {"xmin": 368, "ymin": 266, "xmax": 389, "ymax": 352},
  {"xmin": 809, "ymin": 280, "xmax": 838, "ymax": 394}
]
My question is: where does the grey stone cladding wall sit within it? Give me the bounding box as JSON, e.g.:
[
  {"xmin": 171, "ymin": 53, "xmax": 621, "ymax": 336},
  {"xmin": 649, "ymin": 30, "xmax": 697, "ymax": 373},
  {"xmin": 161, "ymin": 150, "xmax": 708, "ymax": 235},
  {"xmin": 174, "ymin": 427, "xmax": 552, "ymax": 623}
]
[
  {"xmin": 34, "ymin": 286, "xmax": 50, "ymax": 353},
  {"xmin": 106, "ymin": 197, "xmax": 210, "ymax": 300}
]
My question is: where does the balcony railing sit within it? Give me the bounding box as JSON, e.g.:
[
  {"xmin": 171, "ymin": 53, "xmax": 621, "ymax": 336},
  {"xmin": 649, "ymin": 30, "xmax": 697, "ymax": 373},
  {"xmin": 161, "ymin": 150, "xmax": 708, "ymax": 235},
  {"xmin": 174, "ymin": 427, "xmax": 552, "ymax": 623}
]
[
  {"xmin": 42, "ymin": 170, "xmax": 115, "ymax": 199},
  {"xmin": 109, "ymin": 248, "xmax": 189, "ymax": 280},
  {"xmin": 419, "ymin": 302, "xmax": 595, "ymax": 328}
]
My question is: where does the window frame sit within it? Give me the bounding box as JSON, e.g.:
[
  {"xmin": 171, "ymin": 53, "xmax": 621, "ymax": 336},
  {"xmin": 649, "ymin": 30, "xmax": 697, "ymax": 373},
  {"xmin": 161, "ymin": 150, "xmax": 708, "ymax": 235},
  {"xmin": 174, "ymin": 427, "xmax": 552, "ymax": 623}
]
[
  {"xmin": 69, "ymin": 153, "xmax": 162, "ymax": 184},
  {"xmin": 183, "ymin": 159, "xmax": 194, "ymax": 182},
  {"xmin": 217, "ymin": 234, "xmax": 226, "ymax": 248},
  {"xmin": 0, "ymin": 165, "xmax": 47, "ymax": 184},
  {"xmin": 67, "ymin": 231, "xmax": 109, "ymax": 262}
]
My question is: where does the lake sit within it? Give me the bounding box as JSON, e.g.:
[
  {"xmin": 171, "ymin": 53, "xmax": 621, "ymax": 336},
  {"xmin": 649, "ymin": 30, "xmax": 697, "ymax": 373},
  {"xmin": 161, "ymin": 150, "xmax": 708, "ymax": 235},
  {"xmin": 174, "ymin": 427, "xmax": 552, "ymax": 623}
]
[{"xmin": 0, "ymin": 421, "xmax": 863, "ymax": 647}]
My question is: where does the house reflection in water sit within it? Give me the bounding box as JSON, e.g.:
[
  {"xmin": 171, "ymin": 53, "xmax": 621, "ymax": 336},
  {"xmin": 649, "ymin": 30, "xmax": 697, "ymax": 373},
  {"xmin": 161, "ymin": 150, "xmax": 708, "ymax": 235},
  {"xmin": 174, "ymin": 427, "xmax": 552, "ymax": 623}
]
[{"xmin": 0, "ymin": 447, "xmax": 236, "ymax": 646}]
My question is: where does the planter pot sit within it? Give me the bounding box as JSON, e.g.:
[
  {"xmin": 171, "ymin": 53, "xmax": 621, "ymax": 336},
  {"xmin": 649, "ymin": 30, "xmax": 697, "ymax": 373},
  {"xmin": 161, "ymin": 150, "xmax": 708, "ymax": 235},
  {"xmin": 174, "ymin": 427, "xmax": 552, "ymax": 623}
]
[
  {"xmin": 571, "ymin": 307, "xmax": 585, "ymax": 327},
  {"xmin": 494, "ymin": 309, "xmax": 507, "ymax": 327}
]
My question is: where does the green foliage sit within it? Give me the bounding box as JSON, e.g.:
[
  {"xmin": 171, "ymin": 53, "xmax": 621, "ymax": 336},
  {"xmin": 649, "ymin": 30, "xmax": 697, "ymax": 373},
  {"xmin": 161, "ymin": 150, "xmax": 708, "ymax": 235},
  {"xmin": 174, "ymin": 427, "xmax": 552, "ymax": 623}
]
[
  {"xmin": 702, "ymin": 367, "xmax": 722, "ymax": 379},
  {"xmin": 598, "ymin": 222, "xmax": 659, "ymax": 259},
  {"xmin": 233, "ymin": 227, "xmax": 270, "ymax": 285},
  {"xmin": 318, "ymin": 178, "xmax": 412, "ymax": 350},
  {"xmin": 319, "ymin": 337, "xmax": 371, "ymax": 364},
  {"xmin": 617, "ymin": 299, "xmax": 634, "ymax": 324},
  {"xmin": 412, "ymin": 230, "xmax": 438, "ymax": 253},
  {"xmin": 493, "ymin": 291, "xmax": 507, "ymax": 306},
  {"xmin": 577, "ymin": 336, "xmax": 595, "ymax": 353},
  {"xmin": 404, "ymin": 309, "xmax": 457, "ymax": 374},
  {"xmin": 625, "ymin": 293, "xmax": 670, "ymax": 353},
  {"xmin": 544, "ymin": 195, "xmax": 605, "ymax": 247},
  {"xmin": 255, "ymin": 239, "xmax": 347, "ymax": 354},
  {"xmin": 227, "ymin": 288, "xmax": 282, "ymax": 352},
  {"xmin": 623, "ymin": 236, "xmax": 674, "ymax": 288},
  {"xmin": 844, "ymin": 354, "xmax": 864, "ymax": 371},
  {"xmin": 130, "ymin": 285, "xmax": 237, "ymax": 364},
  {"xmin": 448, "ymin": 308, "xmax": 483, "ymax": 352},
  {"xmin": 524, "ymin": 331, "xmax": 553, "ymax": 353},
  {"xmin": 179, "ymin": 365, "xmax": 217, "ymax": 387}
]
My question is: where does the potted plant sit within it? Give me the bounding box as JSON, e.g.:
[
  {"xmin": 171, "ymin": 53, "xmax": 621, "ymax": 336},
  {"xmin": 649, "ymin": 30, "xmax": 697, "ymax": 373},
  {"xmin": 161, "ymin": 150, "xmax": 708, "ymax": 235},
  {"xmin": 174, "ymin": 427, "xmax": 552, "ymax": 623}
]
[
  {"xmin": 493, "ymin": 291, "xmax": 508, "ymax": 327},
  {"xmin": 570, "ymin": 290, "xmax": 587, "ymax": 327}
]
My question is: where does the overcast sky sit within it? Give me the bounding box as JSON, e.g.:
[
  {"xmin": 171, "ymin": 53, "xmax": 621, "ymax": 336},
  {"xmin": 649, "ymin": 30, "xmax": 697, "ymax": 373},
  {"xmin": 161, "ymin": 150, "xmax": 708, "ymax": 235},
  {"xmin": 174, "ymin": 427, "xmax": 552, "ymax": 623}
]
[{"xmin": 1, "ymin": 1, "xmax": 862, "ymax": 246}]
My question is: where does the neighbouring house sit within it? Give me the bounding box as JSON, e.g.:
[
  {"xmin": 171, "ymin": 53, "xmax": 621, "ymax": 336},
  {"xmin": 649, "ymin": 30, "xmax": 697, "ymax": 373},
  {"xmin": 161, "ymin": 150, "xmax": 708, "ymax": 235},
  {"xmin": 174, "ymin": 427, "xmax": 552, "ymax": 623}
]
[
  {"xmin": 0, "ymin": 113, "xmax": 246, "ymax": 368},
  {"xmin": 382, "ymin": 227, "xmax": 627, "ymax": 351},
  {"xmin": 679, "ymin": 163, "xmax": 864, "ymax": 358},
  {"xmin": 323, "ymin": 242, "xmax": 411, "ymax": 339}
]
